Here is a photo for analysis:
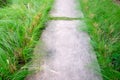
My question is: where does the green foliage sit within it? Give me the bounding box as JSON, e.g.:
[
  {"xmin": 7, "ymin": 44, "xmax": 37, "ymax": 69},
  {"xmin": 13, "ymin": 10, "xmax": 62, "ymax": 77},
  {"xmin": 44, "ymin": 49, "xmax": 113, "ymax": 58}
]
[
  {"xmin": 79, "ymin": 0, "xmax": 120, "ymax": 79},
  {"xmin": 0, "ymin": 0, "xmax": 54, "ymax": 79},
  {"xmin": 0, "ymin": 0, "xmax": 9, "ymax": 7}
]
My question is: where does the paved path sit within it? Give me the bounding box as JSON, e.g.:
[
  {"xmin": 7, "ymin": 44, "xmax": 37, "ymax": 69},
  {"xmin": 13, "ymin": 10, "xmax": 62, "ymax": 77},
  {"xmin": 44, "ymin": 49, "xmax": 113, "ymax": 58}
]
[{"xmin": 27, "ymin": 0, "xmax": 102, "ymax": 80}]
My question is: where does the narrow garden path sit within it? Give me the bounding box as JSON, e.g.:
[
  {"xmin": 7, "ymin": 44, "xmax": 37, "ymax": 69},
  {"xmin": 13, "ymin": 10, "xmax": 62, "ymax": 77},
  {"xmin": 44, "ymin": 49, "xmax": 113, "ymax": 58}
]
[{"xmin": 27, "ymin": 0, "xmax": 103, "ymax": 80}]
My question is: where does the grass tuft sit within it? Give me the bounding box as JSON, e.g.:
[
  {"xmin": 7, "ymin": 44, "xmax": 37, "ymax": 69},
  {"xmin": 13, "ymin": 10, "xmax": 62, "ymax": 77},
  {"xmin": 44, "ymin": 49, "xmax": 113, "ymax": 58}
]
[
  {"xmin": 0, "ymin": 0, "xmax": 54, "ymax": 80},
  {"xmin": 79, "ymin": 0, "xmax": 120, "ymax": 79}
]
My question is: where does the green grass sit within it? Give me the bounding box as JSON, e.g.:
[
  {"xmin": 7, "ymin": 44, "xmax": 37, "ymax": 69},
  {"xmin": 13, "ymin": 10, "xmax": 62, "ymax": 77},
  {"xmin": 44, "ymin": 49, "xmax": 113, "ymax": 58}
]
[
  {"xmin": 79, "ymin": 0, "xmax": 120, "ymax": 79},
  {"xmin": 0, "ymin": 0, "xmax": 54, "ymax": 80}
]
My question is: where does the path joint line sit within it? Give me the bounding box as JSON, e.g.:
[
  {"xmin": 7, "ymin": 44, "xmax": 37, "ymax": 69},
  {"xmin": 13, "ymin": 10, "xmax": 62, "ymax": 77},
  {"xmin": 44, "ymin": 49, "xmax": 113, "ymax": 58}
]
[{"xmin": 49, "ymin": 16, "xmax": 84, "ymax": 21}]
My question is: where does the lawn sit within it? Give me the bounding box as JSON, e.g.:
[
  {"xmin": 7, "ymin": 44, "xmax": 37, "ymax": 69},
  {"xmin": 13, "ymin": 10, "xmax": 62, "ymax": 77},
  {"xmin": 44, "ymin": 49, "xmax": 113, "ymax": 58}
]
[{"xmin": 0, "ymin": 0, "xmax": 54, "ymax": 80}]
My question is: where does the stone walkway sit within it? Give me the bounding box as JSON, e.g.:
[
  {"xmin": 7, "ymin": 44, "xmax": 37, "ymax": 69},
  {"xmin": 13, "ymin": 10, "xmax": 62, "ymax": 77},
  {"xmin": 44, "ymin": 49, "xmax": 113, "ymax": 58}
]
[{"xmin": 27, "ymin": 0, "xmax": 102, "ymax": 80}]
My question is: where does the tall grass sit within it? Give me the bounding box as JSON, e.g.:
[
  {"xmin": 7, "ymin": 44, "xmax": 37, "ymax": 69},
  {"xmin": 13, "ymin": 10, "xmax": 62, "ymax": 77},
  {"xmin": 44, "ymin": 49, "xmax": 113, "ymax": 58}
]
[
  {"xmin": 0, "ymin": 0, "xmax": 54, "ymax": 80},
  {"xmin": 79, "ymin": 0, "xmax": 120, "ymax": 79}
]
